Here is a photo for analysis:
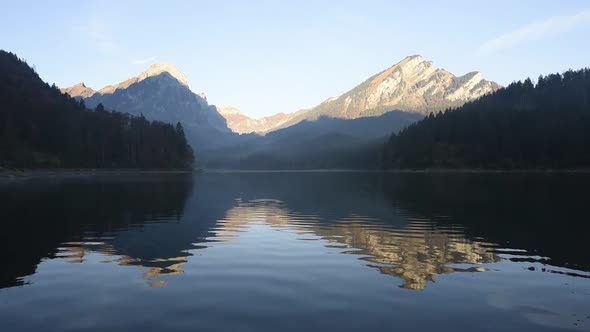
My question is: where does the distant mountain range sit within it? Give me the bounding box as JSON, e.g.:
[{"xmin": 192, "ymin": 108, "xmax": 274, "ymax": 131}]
[
  {"xmin": 64, "ymin": 56, "xmax": 499, "ymax": 138},
  {"xmin": 62, "ymin": 55, "xmax": 500, "ymax": 168},
  {"xmin": 216, "ymin": 106, "xmax": 307, "ymax": 134},
  {"xmin": 218, "ymin": 55, "xmax": 500, "ymax": 134},
  {"xmin": 205, "ymin": 111, "xmax": 422, "ymax": 169},
  {"xmin": 6, "ymin": 46, "xmax": 588, "ymax": 170}
]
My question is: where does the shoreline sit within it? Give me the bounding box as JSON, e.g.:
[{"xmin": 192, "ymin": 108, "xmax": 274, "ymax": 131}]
[
  {"xmin": 0, "ymin": 168, "xmax": 198, "ymax": 182},
  {"xmin": 202, "ymin": 168, "xmax": 590, "ymax": 173},
  {"xmin": 2, "ymin": 168, "xmax": 590, "ymax": 181}
]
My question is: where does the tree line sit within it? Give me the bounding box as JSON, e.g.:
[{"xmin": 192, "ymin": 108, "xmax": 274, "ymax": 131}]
[
  {"xmin": 0, "ymin": 50, "xmax": 194, "ymax": 169},
  {"xmin": 382, "ymin": 68, "xmax": 590, "ymax": 169}
]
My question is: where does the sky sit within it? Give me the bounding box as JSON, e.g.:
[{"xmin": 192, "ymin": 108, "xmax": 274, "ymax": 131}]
[{"xmin": 1, "ymin": 0, "xmax": 590, "ymax": 118}]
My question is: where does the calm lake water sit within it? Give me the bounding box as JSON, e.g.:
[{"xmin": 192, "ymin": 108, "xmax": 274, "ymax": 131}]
[{"xmin": 1, "ymin": 172, "xmax": 589, "ymax": 331}]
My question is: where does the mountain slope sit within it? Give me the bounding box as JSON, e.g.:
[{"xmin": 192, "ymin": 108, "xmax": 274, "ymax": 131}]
[
  {"xmin": 0, "ymin": 50, "xmax": 194, "ymax": 168},
  {"xmin": 383, "ymin": 69, "xmax": 590, "ymax": 169},
  {"xmin": 215, "ymin": 105, "xmax": 305, "ymax": 134},
  {"xmin": 219, "ymin": 55, "xmax": 500, "ymax": 134},
  {"xmin": 62, "ymin": 64, "xmax": 231, "ymax": 156},
  {"xmin": 279, "ymin": 55, "xmax": 500, "ymax": 129},
  {"xmin": 61, "ymin": 82, "xmax": 96, "ymax": 98},
  {"xmin": 205, "ymin": 111, "xmax": 422, "ymax": 169}
]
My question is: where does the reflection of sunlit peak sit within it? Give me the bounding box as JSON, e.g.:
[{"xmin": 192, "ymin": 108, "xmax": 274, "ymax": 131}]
[
  {"xmin": 143, "ymin": 257, "xmax": 188, "ymax": 279},
  {"xmin": 148, "ymin": 280, "xmax": 168, "ymax": 288},
  {"xmin": 217, "ymin": 200, "xmax": 499, "ymax": 290},
  {"xmin": 150, "ymin": 257, "xmax": 187, "ymax": 263},
  {"xmin": 61, "ymin": 241, "xmax": 107, "ymax": 246}
]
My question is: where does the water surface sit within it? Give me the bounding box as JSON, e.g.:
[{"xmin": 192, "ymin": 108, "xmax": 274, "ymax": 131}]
[{"xmin": 1, "ymin": 172, "xmax": 589, "ymax": 331}]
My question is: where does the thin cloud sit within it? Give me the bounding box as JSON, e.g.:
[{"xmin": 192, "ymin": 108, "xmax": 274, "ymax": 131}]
[
  {"xmin": 479, "ymin": 9, "xmax": 590, "ymax": 52},
  {"xmin": 133, "ymin": 56, "xmax": 157, "ymax": 65}
]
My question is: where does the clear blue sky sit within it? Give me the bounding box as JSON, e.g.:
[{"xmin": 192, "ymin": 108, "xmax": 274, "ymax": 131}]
[{"xmin": 2, "ymin": 0, "xmax": 589, "ymax": 118}]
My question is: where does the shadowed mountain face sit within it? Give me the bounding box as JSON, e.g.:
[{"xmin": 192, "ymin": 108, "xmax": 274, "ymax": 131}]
[
  {"xmin": 0, "ymin": 51, "xmax": 194, "ymax": 169},
  {"xmin": 218, "ymin": 55, "xmax": 500, "ymax": 134},
  {"xmin": 63, "ymin": 62, "xmax": 423, "ymax": 169},
  {"xmin": 62, "ymin": 64, "xmax": 232, "ymax": 156},
  {"xmin": 203, "ymin": 111, "xmax": 422, "ymax": 169},
  {"xmin": 61, "ymin": 56, "xmax": 497, "ymax": 168}
]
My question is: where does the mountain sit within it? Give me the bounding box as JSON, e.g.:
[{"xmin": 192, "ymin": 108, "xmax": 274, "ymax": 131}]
[
  {"xmin": 382, "ymin": 68, "xmax": 590, "ymax": 169},
  {"xmin": 215, "ymin": 105, "xmax": 305, "ymax": 134},
  {"xmin": 219, "ymin": 55, "xmax": 500, "ymax": 134},
  {"xmin": 60, "ymin": 55, "xmax": 499, "ymax": 169},
  {"xmin": 62, "ymin": 64, "xmax": 231, "ymax": 156},
  {"xmin": 61, "ymin": 82, "xmax": 96, "ymax": 98},
  {"xmin": 205, "ymin": 111, "xmax": 422, "ymax": 169},
  {"xmin": 0, "ymin": 50, "xmax": 194, "ymax": 169}
]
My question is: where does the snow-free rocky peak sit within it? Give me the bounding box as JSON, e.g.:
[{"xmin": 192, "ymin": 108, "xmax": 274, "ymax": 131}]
[
  {"xmin": 61, "ymin": 82, "xmax": 96, "ymax": 98},
  {"xmin": 63, "ymin": 63, "xmax": 191, "ymax": 97},
  {"xmin": 265, "ymin": 54, "xmax": 501, "ymax": 131},
  {"xmin": 60, "ymin": 61, "xmax": 231, "ymax": 156},
  {"xmin": 138, "ymin": 63, "xmax": 189, "ymax": 87},
  {"xmin": 219, "ymin": 55, "xmax": 501, "ymax": 134}
]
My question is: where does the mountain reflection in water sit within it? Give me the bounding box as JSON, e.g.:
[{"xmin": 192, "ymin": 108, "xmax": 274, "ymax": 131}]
[
  {"xmin": 1, "ymin": 172, "xmax": 590, "ymax": 332},
  {"xmin": 216, "ymin": 199, "xmax": 498, "ymax": 290},
  {"xmin": 2, "ymin": 172, "xmax": 588, "ymax": 291},
  {"xmin": 38, "ymin": 197, "xmax": 498, "ymax": 290}
]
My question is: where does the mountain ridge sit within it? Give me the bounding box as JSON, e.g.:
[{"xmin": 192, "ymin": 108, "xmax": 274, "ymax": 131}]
[
  {"xmin": 61, "ymin": 55, "xmax": 500, "ymax": 163},
  {"xmin": 0, "ymin": 50, "xmax": 194, "ymax": 169},
  {"xmin": 61, "ymin": 82, "xmax": 96, "ymax": 98},
  {"xmin": 62, "ymin": 63, "xmax": 192, "ymax": 97},
  {"xmin": 218, "ymin": 55, "xmax": 500, "ymax": 134},
  {"xmin": 275, "ymin": 55, "xmax": 500, "ymax": 130},
  {"xmin": 215, "ymin": 105, "xmax": 306, "ymax": 134},
  {"xmin": 62, "ymin": 63, "xmax": 231, "ymax": 158}
]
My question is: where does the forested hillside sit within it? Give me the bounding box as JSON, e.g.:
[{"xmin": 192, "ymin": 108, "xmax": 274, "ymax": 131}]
[
  {"xmin": 0, "ymin": 51, "xmax": 194, "ymax": 169},
  {"xmin": 64, "ymin": 63, "xmax": 232, "ymax": 158},
  {"xmin": 382, "ymin": 68, "xmax": 590, "ymax": 169}
]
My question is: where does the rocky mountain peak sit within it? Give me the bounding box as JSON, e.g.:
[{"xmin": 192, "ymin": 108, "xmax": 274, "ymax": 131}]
[
  {"xmin": 400, "ymin": 54, "xmax": 425, "ymax": 66},
  {"xmin": 138, "ymin": 63, "xmax": 189, "ymax": 87},
  {"xmin": 62, "ymin": 62, "xmax": 231, "ymax": 156},
  {"xmin": 60, "ymin": 82, "xmax": 96, "ymax": 98},
  {"xmin": 361, "ymin": 55, "xmax": 499, "ymax": 111},
  {"xmin": 63, "ymin": 63, "xmax": 193, "ymax": 98},
  {"xmin": 244, "ymin": 55, "xmax": 502, "ymax": 133},
  {"xmin": 392, "ymin": 54, "xmax": 434, "ymax": 78}
]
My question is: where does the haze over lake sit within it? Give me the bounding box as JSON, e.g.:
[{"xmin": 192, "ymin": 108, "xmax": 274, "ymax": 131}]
[{"xmin": 1, "ymin": 172, "xmax": 589, "ymax": 332}]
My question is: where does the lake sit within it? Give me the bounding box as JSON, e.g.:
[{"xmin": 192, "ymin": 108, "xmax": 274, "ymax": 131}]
[{"xmin": 1, "ymin": 172, "xmax": 589, "ymax": 331}]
